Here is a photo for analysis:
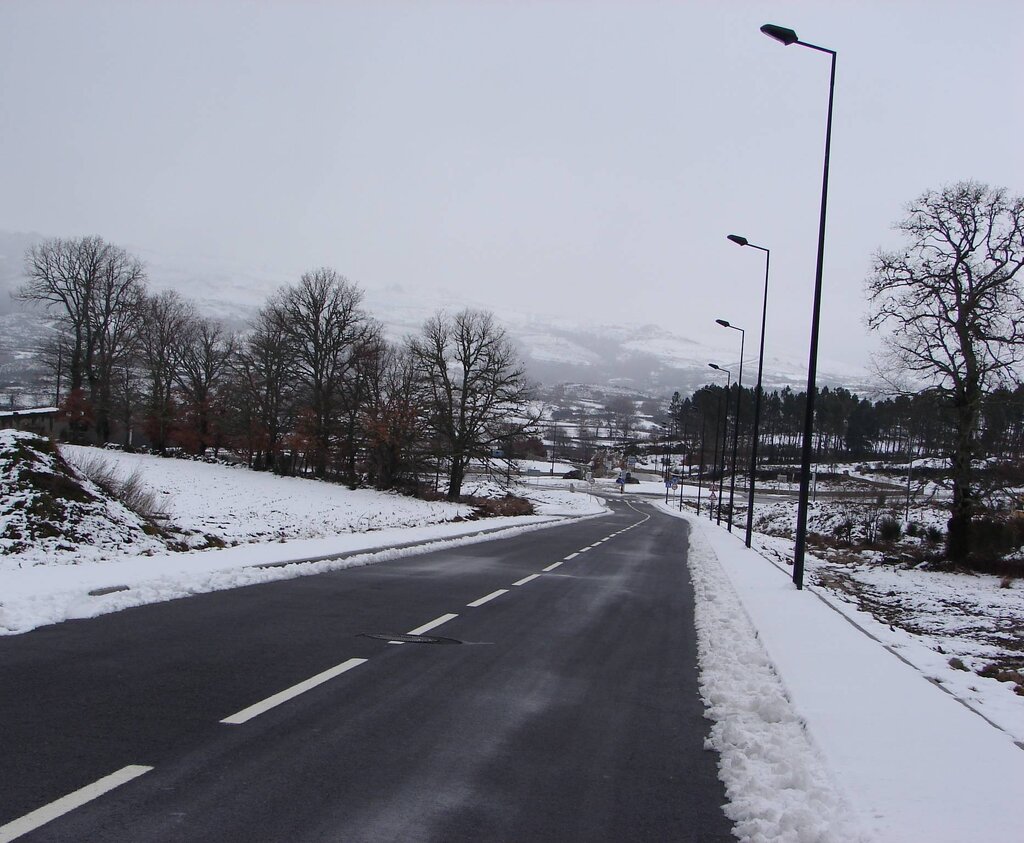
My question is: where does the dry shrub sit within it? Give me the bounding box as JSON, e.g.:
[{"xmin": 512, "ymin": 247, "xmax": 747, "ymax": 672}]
[
  {"xmin": 467, "ymin": 494, "xmax": 534, "ymax": 518},
  {"xmin": 73, "ymin": 452, "xmax": 167, "ymax": 522}
]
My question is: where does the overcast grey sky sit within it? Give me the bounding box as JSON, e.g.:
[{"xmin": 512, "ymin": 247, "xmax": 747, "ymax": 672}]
[{"xmin": 2, "ymin": 1, "xmax": 1021, "ymax": 372}]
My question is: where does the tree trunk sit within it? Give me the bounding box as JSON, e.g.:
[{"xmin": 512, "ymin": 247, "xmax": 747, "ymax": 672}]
[
  {"xmin": 946, "ymin": 400, "xmax": 977, "ymax": 563},
  {"xmin": 447, "ymin": 455, "xmax": 465, "ymax": 500}
]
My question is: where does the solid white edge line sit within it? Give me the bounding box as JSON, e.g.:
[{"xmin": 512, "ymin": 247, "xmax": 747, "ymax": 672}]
[
  {"xmin": 512, "ymin": 574, "xmax": 541, "ymax": 586},
  {"xmin": 467, "ymin": 589, "xmax": 508, "ymax": 607},
  {"xmin": 542, "ymin": 561, "xmax": 563, "ymax": 571},
  {"xmin": 563, "ymin": 552, "xmax": 579, "ymax": 560},
  {"xmin": 221, "ymin": 658, "xmax": 367, "ymax": 725},
  {"xmin": 407, "ymin": 613, "xmax": 459, "ymax": 635},
  {"xmin": 0, "ymin": 765, "xmax": 153, "ymax": 843}
]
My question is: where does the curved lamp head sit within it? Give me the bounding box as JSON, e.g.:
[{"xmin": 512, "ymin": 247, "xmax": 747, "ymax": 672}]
[
  {"xmin": 727, "ymin": 234, "xmax": 748, "ymax": 247},
  {"xmin": 715, "ymin": 319, "xmax": 731, "ymax": 328},
  {"xmin": 761, "ymin": 23, "xmax": 798, "ymax": 45},
  {"xmin": 708, "ymin": 363, "xmax": 722, "ymax": 371}
]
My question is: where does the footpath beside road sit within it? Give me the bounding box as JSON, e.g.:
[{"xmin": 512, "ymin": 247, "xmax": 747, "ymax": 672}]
[{"xmin": 673, "ymin": 504, "xmax": 1024, "ymax": 843}]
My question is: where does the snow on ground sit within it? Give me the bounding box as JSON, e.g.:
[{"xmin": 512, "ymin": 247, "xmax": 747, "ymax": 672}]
[
  {"xmin": 663, "ymin": 503, "xmax": 1024, "ymax": 842},
  {"xmin": 0, "ymin": 444, "xmax": 607, "ymax": 636},
  {"xmin": 505, "ymin": 458, "xmax": 576, "ymax": 475},
  {"xmin": 461, "ymin": 475, "xmax": 600, "ymax": 517},
  {"xmin": 0, "ymin": 430, "xmax": 168, "ymax": 563},
  {"xmin": 752, "ymin": 531, "xmax": 1024, "ymax": 743},
  {"xmin": 680, "ymin": 511, "xmax": 870, "ymax": 843},
  {"xmin": 61, "ymin": 445, "xmax": 475, "ymax": 550}
]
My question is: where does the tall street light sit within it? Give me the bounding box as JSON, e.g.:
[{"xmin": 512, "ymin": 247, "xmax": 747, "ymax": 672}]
[
  {"xmin": 760, "ymin": 23, "xmax": 836, "ymax": 590},
  {"xmin": 689, "ymin": 412, "xmax": 708, "ymax": 514},
  {"xmin": 708, "ymin": 363, "xmax": 731, "ymax": 525},
  {"xmin": 728, "ymin": 234, "xmax": 770, "ymax": 548},
  {"xmin": 715, "ymin": 320, "xmax": 744, "ymax": 533}
]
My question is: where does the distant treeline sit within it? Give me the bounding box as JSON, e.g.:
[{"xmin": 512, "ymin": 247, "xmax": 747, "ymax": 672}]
[{"xmin": 668, "ymin": 384, "xmax": 1024, "ymax": 464}]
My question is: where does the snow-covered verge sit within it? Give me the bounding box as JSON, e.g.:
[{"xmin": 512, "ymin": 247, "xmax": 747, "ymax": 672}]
[
  {"xmin": 666, "ymin": 503, "xmax": 1024, "ymax": 842},
  {"xmin": 0, "ymin": 439, "xmax": 607, "ymax": 635},
  {"xmin": 684, "ymin": 513, "xmax": 870, "ymax": 842}
]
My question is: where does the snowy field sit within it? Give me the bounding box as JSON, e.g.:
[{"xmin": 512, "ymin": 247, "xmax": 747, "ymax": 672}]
[
  {"xmin": 62, "ymin": 445, "xmax": 476, "ymax": 548},
  {"xmin": 53, "ymin": 446, "xmax": 601, "ymax": 553}
]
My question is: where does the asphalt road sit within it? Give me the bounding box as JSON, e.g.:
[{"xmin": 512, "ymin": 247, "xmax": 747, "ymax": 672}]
[{"xmin": 0, "ymin": 498, "xmax": 734, "ymax": 842}]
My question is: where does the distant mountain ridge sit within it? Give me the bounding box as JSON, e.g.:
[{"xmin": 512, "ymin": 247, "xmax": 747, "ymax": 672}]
[{"xmin": 0, "ymin": 230, "xmax": 872, "ymax": 396}]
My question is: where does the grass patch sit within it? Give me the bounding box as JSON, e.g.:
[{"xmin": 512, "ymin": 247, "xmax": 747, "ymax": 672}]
[{"xmin": 73, "ymin": 452, "xmax": 168, "ymax": 523}]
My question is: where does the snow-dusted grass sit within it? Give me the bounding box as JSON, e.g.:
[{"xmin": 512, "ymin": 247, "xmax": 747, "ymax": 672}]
[{"xmin": 743, "ymin": 496, "xmax": 1024, "ymax": 742}]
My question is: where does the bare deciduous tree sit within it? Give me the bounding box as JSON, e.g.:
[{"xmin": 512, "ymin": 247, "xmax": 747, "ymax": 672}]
[
  {"xmin": 229, "ymin": 308, "xmax": 297, "ymax": 472},
  {"xmin": 18, "ymin": 236, "xmax": 146, "ymax": 440},
  {"xmin": 361, "ymin": 344, "xmax": 428, "ymax": 490},
  {"xmin": 138, "ymin": 290, "xmax": 196, "ymax": 451},
  {"xmin": 866, "ymin": 181, "xmax": 1024, "ymax": 562},
  {"xmin": 267, "ymin": 268, "xmax": 374, "ymax": 479},
  {"xmin": 410, "ymin": 308, "xmax": 536, "ymax": 500},
  {"xmin": 175, "ymin": 318, "xmax": 235, "ymax": 454}
]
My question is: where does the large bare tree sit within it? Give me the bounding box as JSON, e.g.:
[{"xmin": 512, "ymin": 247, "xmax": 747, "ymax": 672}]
[
  {"xmin": 410, "ymin": 309, "xmax": 536, "ymax": 500},
  {"xmin": 267, "ymin": 268, "xmax": 375, "ymax": 479},
  {"xmin": 18, "ymin": 236, "xmax": 146, "ymax": 440},
  {"xmin": 866, "ymin": 181, "xmax": 1024, "ymax": 562}
]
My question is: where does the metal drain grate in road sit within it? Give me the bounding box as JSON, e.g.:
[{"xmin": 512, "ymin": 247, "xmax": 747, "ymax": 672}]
[{"xmin": 359, "ymin": 633, "xmax": 462, "ymax": 644}]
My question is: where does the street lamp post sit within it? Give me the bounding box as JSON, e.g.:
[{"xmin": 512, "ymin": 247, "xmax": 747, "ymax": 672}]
[
  {"xmin": 716, "ymin": 319, "xmax": 745, "ymax": 532},
  {"xmin": 708, "ymin": 363, "xmax": 731, "ymax": 524},
  {"xmin": 689, "ymin": 412, "xmax": 707, "ymax": 514},
  {"xmin": 760, "ymin": 23, "xmax": 836, "ymax": 589},
  {"xmin": 728, "ymin": 234, "xmax": 771, "ymax": 548}
]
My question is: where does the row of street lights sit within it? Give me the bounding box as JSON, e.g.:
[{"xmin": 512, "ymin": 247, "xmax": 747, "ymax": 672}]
[{"xmin": 702, "ymin": 23, "xmax": 836, "ymax": 591}]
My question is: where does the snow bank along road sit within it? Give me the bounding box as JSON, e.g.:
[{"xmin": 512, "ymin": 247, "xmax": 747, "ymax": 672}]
[{"xmin": 0, "ymin": 500, "xmax": 734, "ymax": 842}]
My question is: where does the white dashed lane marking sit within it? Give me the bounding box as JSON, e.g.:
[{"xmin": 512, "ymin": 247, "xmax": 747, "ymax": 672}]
[
  {"xmin": 0, "ymin": 766, "xmax": 154, "ymax": 843},
  {"xmin": 221, "ymin": 658, "xmax": 368, "ymax": 725},
  {"xmin": 408, "ymin": 614, "xmax": 459, "ymax": 635},
  {"xmin": 512, "ymin": 574, "xmax": 540, "ymax": 586},
  {"xmin": 542, "ymin": 561, "xmax": 563, "ymax": 571},
  {"xmin": 467, "ymin": 590, "xmax": 508, "ymax": 608}
]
